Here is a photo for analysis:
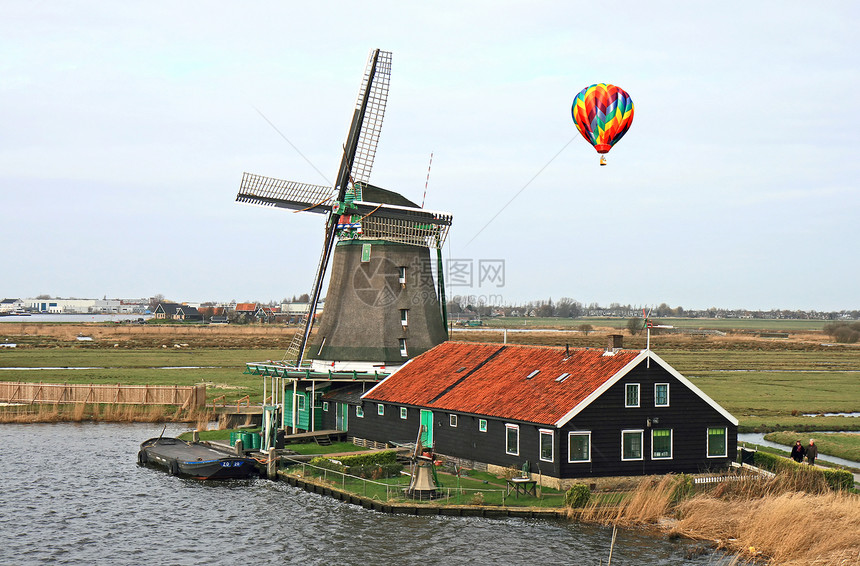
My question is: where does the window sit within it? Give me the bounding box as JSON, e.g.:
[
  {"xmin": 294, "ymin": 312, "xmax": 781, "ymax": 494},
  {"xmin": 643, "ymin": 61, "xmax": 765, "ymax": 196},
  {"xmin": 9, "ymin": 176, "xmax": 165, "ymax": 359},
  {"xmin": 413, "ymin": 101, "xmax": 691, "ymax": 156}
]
[
  {"xmin": 322, "ymin": 401, "xmax": 329, "ymax": 412},
  {"xmin": 539, "ymin": 429, "xmax": 554, "ymax": 462},
  {"xmin": 622, "ymin": 430, "xmax": 644, "ymax": 460},
  {"xmin": 655, "ymin": 383, "xmax": 669, "ymax": 407},
  {"xmin": 399, "ymin": 338, "xmax": 408, "ymax": 357},
  {"xmin": 479, "ymin": 419, "xmax": 487, "ymax": 432},
  {"xmin": 356, "ymin": 405, "xmax": 364, "ymax": 418},
  {"xmin": 505, "ymin": 424, "xmax": 519, "ymax": 455},
  {"xmin": 377, "ymin": 403, "xmax": 385, "ymax": 416},
  {"xmin": 526, "ymin": 370, "xmax": 540, "ymax": 379},
  {"xmin": 568, "ymin": 432, "xmax": 591, "ymax": 462},
  {"xmin": 707, "ymin": 427, "xmax": 727, "ymax": 457},
  {"xmin": 449, "ymin": 414, "xmax": 458, "ymax": 427},
  {"xmin": 400, "ymin": 309, "xmax": 408, "ymax": 326},
  {"xmin": 295, "ymin": 394, "xmax": 305, "ymax": 411},
  {"xmin": 398, "ymin": 266, "xmax": 406, "ymax": 284},
  {"xmin": 652, "ymin": 429, "xmax": 672, "ymax": 459},
  {"xmin": 625, "ymin": 383, "xmax": 640, "ymax": 407},
  {"xmin": 400, "ymin": 407, "xmax": 408, "ymax": 419},
  {"xmin": 555, "ymin": 372, "xmax": 571, "ymax": 383}
]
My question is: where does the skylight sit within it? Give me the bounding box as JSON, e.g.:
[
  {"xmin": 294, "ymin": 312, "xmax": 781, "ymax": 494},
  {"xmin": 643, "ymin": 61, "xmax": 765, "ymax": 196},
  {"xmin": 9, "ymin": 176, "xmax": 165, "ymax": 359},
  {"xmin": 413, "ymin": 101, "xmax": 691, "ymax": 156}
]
[
  {"xmin": 555, "ymin": 372, "xmax": 571, "ymax": 382},
  {"xmin": 526, "ymin": 370, "xmax": 540, "ymax": 379},
  {"xmin": 455, "ymin": 366, "xmax": 467, "ymax": 373}
]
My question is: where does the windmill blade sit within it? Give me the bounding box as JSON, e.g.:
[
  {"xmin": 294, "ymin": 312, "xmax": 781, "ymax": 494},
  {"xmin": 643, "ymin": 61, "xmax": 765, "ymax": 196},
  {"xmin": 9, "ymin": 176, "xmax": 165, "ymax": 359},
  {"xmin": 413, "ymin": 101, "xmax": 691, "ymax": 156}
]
[
  {"xmin": 350, "ymin": 50, "xmax": 392, "ymax": 185},
  {"xmin": 236, "ymin": 172, "xmax": 334, "ymax": 214}
]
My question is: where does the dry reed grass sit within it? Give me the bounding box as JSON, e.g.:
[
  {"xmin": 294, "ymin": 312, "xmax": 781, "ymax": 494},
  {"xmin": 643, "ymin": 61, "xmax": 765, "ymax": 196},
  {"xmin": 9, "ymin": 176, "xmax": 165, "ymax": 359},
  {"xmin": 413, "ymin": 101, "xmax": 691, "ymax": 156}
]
[
  {"xmin": 569, "ymin": 473, "xmax": 860, "ymax": 565},
  {"xmin": 0, "ymin": 403, "xmax": 207, "ymax": 424},
  {"xmin": 674, "ymin": 491, "xmax": 860, "ymax": 565}
]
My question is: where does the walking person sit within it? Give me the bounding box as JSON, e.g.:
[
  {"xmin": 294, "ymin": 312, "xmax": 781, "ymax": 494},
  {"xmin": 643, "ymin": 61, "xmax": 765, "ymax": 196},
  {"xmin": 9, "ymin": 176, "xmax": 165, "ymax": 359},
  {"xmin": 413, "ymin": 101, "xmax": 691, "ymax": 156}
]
[
  {"xmin": 806, "ymin": 439, "xmax": 818, "ymax": 466},
  {"xmin": 790, "ymin": 440, "xmax": 806, "ymax": 463}
]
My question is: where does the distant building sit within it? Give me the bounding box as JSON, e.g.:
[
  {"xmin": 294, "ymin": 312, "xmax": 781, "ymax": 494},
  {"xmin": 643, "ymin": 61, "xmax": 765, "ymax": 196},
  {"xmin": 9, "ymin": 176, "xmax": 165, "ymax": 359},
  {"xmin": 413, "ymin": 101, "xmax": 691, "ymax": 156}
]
[
  {"xmin": 153, "ymin": 302, "xmax": 201, "ymax": 321},
  {"xmin": 0, "ymin": 299, "xmax": 25, "ymax": 313}
]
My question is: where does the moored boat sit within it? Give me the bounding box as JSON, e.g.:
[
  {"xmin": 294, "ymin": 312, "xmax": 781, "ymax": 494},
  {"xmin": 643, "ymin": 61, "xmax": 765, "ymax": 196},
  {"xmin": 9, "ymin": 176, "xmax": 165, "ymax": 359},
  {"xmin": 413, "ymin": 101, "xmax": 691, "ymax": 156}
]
[{"xmin": 138, "ymin": 437, "xmax": 258, "ymax": 479}]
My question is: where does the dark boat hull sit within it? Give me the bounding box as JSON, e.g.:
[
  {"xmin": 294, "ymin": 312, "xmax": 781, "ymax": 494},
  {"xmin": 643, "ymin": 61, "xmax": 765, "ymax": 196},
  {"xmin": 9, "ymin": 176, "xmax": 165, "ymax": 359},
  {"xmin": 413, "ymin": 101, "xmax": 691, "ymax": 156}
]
[{"xmin": 138, "ymin": 437, "xmax": 257, "ymax": 479}]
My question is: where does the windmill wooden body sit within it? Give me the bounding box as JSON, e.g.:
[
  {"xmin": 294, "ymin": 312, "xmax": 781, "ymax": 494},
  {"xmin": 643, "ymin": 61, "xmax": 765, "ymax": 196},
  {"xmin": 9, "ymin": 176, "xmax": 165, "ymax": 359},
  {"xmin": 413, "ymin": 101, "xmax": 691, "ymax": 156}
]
[{"xmin": 237, "ymin": 50, "xmax": 452, "ymax": 437}]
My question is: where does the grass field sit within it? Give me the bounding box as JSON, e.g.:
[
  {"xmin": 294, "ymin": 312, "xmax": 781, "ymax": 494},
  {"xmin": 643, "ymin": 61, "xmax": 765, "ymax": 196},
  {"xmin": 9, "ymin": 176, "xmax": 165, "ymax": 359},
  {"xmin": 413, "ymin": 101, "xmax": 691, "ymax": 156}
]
[
  {"xmin": 1, "ymin": 325, "xmax": 857, "ymax": 435},
  {"xmin": 480, "ymin": 316, "xmax": 831, "ymax": 332}
]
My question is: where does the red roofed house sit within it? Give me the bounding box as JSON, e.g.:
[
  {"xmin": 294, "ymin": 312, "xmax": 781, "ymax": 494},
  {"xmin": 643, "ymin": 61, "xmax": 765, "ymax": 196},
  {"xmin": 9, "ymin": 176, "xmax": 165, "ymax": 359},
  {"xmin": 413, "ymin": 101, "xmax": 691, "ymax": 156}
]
[{"xmin": 339, "ymin": 337, "xmax": 737, "ymax": 488}]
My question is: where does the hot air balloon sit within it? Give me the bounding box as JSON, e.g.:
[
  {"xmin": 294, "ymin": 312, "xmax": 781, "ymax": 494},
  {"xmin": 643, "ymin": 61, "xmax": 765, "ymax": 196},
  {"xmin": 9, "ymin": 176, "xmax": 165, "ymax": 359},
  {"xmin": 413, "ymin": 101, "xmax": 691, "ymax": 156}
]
[{"xmin": 571, "ymin": 83, "xmax": 634, "ymax": 165}]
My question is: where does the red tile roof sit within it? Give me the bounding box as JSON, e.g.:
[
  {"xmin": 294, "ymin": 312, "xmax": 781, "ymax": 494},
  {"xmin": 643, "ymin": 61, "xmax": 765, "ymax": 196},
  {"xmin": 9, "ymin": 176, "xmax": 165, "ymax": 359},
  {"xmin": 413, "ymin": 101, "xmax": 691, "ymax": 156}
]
[
  {"xmin": 363, "ymin": 342, "xmax": 642, "ymax": 426},
  {"xmin": 235, "ymin": 303, "xmax": 257, "ymax": 312}
]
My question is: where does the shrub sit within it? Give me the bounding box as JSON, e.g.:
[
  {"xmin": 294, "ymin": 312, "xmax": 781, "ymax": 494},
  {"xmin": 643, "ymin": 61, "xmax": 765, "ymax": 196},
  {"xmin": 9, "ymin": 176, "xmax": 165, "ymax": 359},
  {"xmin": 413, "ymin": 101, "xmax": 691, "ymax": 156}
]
[
  {"xmin": 349, "ymin": 462, "xmax": 403, "ymax": 479},
  {"xmin": 308, "ymin": 457, "xmax": 346, "ymax": 473},
  {"xmin": 470, "ymin": 492, "xmax": 485, "ymax": 505},
  {"xmin": 564, "ymin": 484, "xmax": 591, "ymax": 508},
  {"xmin": 338, "ymin": 450, "xmax": 397, "ymax": 468},
  {"xmin": 823, "ymin": 468, "xmax": 854, "ymax": 491},
  {"xmin": 753, "ymin": 450, "xmax": 854, "ymax": 492},
  {"xmin": 672, "ymin": 474, "xmax": 695, "ymax": 502}
]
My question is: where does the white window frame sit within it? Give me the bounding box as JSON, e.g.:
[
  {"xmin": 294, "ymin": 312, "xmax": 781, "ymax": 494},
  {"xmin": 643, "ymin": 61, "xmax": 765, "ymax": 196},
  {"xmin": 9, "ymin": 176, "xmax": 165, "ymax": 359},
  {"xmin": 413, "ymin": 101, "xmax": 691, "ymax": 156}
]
[
  {"xmin": 505, "ymin": 424, "xmax": 520, "ymax": 456},
  {"xmin": 398, "ymin": 266, "xmax": 407, "ymax": 284},
  {"xmin": 400, "ymin": 407, "xmax": 408, "ymax": 419},
  {"xmin": 322, "ymin": 401, "xmax": 329, "ymax": 412},
  {"xmin": 478, "ymin": 419, "xmax": 487, "ymax": 432},
  {"xmin": 651, "ymin": 428, "xmax": 673, "ymax": 460},
  {"xmin": 707, "ymin": 426, "xmax": 728, "ymax": 458},
  {"xmin": 377, "ymin": 403, "xmax": 385, "ymax": 416},
  {"xmin": 400, "ymin": 309, "xmax": 408, "ymax": 326},
  {"xmin": 449, "ymin": 414, "xmax": 458, "ymax": 427},
  {"xmin": 356, "ymin": 405, "xmax": 364, "ymax": 418},
  {"xmin": 621, "ymin": 429, "xmax": 644, "ymax": 461},
  {"xmin": 568, "ymin": 431, "xmax": 591, "ymax": 463},
  {"xmin": 295, "ymin": 394, "xmax": 305, "ymax": 411},
  {"xmin": 399, "ymin": 338, "xmax": 408, "ymax": 357},
  {"xmin": 625, "ymin": 383, "xmax": 640, "ymax": 408},
  {"xmin": 654, "ymin": 383, "xmax": 670, "ymax": 407},
  {"xmin": 539, "ymin": 429, "xmax": 554, "ymax": 462}
]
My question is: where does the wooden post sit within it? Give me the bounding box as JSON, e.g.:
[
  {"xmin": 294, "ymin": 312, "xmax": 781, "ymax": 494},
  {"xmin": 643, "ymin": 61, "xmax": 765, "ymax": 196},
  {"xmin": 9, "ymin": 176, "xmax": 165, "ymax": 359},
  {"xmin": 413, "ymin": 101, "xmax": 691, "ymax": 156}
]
[
  {"xmin": 235, "ymin": 438, "xmax": 244, "ymax": 456},
  {"xmin": 192, "ymin": 431, "xmax": 200, "ymax": 443},
  {"xmin": 267, "ymin": 448, "xmax": 277, "ymax": 480}
]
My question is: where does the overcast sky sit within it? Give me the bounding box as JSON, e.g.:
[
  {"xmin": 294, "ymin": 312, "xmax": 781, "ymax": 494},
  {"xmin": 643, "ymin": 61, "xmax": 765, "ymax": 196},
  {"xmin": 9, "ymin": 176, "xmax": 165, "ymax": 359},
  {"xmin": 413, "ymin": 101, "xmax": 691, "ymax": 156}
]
[{"xmin": 2, "ymin": 1, "xmax": 857, "ymax": 311}]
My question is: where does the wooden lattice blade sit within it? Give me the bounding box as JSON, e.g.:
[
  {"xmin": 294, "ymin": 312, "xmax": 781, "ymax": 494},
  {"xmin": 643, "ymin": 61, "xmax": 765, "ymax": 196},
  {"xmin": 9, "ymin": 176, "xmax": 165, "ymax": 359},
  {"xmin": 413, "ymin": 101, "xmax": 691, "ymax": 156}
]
[{"xmin": 236, "ymin": 172, "xmax": 334, "ymax": 214}]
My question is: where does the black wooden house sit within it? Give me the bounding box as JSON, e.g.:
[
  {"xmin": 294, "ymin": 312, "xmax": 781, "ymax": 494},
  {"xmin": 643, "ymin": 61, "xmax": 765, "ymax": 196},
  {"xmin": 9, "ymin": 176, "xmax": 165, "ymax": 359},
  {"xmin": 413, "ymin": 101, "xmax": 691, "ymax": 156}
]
[{"xmin": 344, "ymin": 340, "xmax": 737, "ymax": 487}]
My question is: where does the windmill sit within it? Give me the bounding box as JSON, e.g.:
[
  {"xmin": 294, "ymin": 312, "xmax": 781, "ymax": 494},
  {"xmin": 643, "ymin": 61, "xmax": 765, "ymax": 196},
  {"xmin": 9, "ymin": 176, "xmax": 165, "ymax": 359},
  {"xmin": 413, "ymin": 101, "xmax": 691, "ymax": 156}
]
[{"xmin": 236, "ymin": 49, "xmax": 452, "ymax": 374}]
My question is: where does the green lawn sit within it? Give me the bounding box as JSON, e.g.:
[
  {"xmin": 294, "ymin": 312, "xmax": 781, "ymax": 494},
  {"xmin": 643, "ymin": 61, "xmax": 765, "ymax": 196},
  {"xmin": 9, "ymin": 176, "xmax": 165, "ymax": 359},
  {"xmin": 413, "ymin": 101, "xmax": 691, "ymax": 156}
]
[{"xmin": 293, "ymin": 464, "xmax": 566, "ymax": 507}]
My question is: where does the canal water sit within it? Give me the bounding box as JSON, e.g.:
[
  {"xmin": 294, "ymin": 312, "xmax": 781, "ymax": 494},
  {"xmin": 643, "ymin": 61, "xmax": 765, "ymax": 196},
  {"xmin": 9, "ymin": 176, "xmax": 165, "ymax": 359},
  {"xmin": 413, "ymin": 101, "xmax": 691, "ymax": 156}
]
[{"xmin": 0, "ymin": 423, "xmax": 732, "ymax": 566}]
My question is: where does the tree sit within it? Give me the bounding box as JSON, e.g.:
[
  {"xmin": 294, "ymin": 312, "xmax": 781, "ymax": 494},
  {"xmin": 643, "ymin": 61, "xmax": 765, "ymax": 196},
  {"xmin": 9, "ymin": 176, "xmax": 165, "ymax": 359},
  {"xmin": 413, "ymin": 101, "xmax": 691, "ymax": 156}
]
[
  {"xmin": 626, "ymin": 317, "xmax": 643, "ymax": 336},
  {"xmin": 577, "ymin": 324, "xmax": 593, "ymax": 335}
]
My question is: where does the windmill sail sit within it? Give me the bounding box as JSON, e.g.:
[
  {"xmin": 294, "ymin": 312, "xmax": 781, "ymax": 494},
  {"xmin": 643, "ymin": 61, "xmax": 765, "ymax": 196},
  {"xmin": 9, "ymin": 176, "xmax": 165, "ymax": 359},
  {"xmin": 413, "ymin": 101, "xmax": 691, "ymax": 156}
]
[
  {"xmin": 351, "ymin": 50, "xmax": 391, "ymax": 185},
  {"xmin": 236, "ymin": 173, "xmax": 334, "ymax": 213}
]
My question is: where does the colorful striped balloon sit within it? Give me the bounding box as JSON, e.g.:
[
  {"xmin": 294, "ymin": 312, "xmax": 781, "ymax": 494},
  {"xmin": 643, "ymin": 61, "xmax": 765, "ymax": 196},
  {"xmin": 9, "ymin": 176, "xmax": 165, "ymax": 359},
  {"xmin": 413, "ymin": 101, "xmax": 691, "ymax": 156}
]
[{"xmin": 571, "ymin": 83, "xmax": 634, "ymax": 155}]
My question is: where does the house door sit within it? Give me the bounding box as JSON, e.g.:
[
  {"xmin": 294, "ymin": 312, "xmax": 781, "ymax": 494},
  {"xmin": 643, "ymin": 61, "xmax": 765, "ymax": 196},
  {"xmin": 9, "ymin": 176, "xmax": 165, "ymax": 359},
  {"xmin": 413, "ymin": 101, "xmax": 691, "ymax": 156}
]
[
  {"xmin": 335, "ymin": 402, "xmax": 348, "ymax": 431},
  {"xmin": 419, "ymin": 409, "xmax": 433, "ymax": 449}
]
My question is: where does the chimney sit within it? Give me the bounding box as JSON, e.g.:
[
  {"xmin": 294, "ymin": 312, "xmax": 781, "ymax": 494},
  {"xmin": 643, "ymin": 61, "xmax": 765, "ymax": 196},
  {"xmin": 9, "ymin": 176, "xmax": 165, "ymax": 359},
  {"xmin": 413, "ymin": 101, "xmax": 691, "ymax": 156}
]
[{"xmin": 607, "ymin": 334, "xmax": 623, "ymax": 350}]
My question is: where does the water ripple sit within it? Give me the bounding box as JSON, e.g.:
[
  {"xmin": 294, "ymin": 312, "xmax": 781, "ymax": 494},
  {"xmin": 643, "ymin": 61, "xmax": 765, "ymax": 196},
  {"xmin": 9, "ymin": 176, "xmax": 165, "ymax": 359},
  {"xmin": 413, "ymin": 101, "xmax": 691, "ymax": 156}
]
[{"xmin": 0, "ymin": 423, "xmax": 731, "ymax": 566}]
